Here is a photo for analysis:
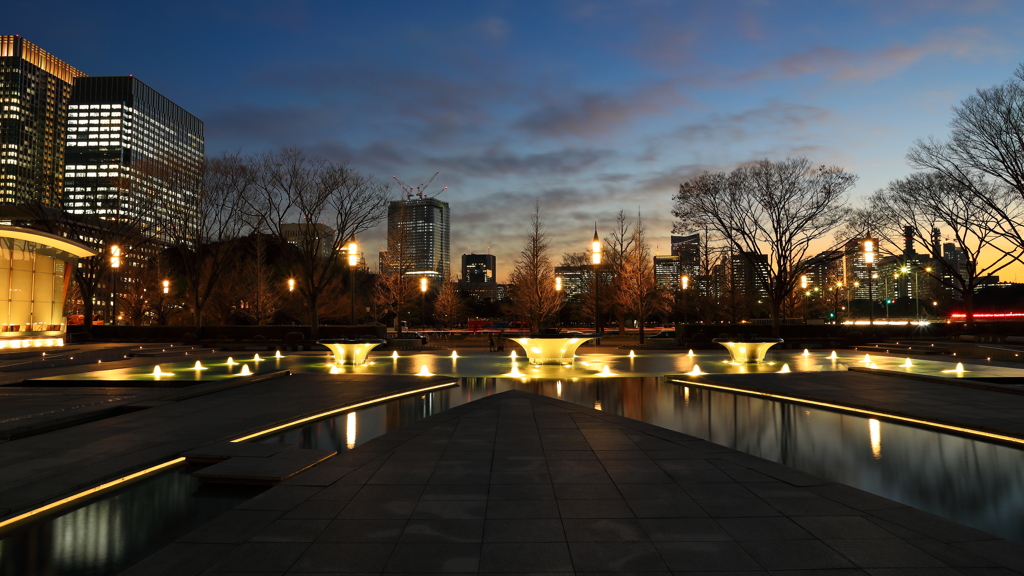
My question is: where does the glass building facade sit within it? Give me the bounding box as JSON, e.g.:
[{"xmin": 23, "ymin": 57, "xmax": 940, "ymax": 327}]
[
  {"xmin": 387, "ymin": 198, "xmax": 450, "ymax": 279},
  {"xmin": 63, "ymin": 76, "xmax": 203, "ymax": 240},
  {"xmin": 0, "ymin": 36, "xmax": 85, "ymax": 207}
]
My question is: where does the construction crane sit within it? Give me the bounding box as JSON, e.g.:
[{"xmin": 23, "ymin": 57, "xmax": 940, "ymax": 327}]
[{"xmin": 393, "ymin": 171, "xmax": 448, "ymax": 199}]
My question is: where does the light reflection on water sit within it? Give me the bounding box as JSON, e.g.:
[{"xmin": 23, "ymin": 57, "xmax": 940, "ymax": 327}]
[
  {"xmin": 0, "ymin": 466, "xmax": 262, "ymax": 576},
  {"xmin": 261, "ymin": 377, "xmax": 1024, "ymax": 544}
]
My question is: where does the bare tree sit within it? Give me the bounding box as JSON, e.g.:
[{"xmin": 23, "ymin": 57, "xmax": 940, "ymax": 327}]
[
  {"xmin": 604, "ymin": 210, "xmax": 634, "ymax": 335},
  {"xmin": 249, "ymin": 147, "xmax": 390, "ymax": 340},
  {"xmin": 374, "ymin": 210, "xmax": 418, "ymax": 335},
  {"xmin": 507, "ymin": 203, "xmax": 563, "ymax": 332},
  {"xmin": 614, "ymin": 213, "xmax": 667, "ymax": 343},
  {"xmin": 907, "ymin": 64, "xmax": 1024, "ymax": 254},
  {"xmin": 862, "ymin": 172, "xmax": 1022, "ymax": 328},
  {"xmin": 161, "ymin": 152, "xmax": 250, "ymax": 332},
  {"xmin": 674, "ymin": 157, "xmax": 857, "ymax": 336},
  {"xmin": 432, "ymin": 277, "xmax": 466, "ymax": 328},
  {"xmin": 237, "ymin": 234, "xmax": 282, "ymax": 325}
]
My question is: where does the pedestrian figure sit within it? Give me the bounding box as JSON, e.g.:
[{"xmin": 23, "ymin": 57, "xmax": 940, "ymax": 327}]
[
  {"xmin": 488, "ymin": 333, "xmax": 495, "ymax": 352},
  {"xmin": 497, "ymin": 330, "xmax": 505, "ymax": 352}
]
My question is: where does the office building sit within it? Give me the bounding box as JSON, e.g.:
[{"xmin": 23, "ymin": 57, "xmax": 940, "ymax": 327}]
[
  {"xmin": 462, "ymin": 253, "xmax": 495, "ymax": 283},
  {"xmin": 282, "ymin": 222, "xmax": 336, "ymax": 259},
  {"xmin": 731, "ymin": 251, "xmax": 769, "ymax": 301},
  {"xmin": 671, "ymin": 234, "xmax": 700, "ymax": 278},
  {"xmin": 0, "ymin": 36, "xmax": 84, "ymax": 207},
  {"xmin": 63, "ymin": 76, "xmax": 203, "ymax": 239},
  {"xmin": 386, "ymin": 197, "xmax": 450, "ymax": 279},
  {"xmin": 653, "ymin": 254, "xmax": 680, "ymax": 290}
]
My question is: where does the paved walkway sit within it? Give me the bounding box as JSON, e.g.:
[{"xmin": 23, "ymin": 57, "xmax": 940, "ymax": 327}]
[
  {"xmin": 0, "ymin": 373, "xmax": 455, "ymax": 520},
  {"xmin": 123, "ymin": 390, "xmax": 1024, "ymax": 575},
  {"xmin": 677, "ymin": 370, "xmax": 1024, "ymax": 440}
]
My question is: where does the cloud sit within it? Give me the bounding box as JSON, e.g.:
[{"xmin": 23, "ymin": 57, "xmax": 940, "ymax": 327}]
[
  {"xmin": 425, "ymin": 147, "xmax": 616, "ymax": 177},
  {"xmin": 741, "ymin": 27, "xmax": 1007, "ymax": 83},
  {"xmin": 515, "ymin": 81, "xmax": 683, "ymax": 139},
  {"xmin": 477, "ymin": 17, "xmax": 510, "ymax": 42},
  {"xmin": 658, "ymin": 101, "xmax": 832, "ymax": 151}
]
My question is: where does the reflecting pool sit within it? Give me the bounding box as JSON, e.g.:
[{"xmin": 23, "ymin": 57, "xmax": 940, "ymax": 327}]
[
  {"xmin": 26, "ymin": 349, "xmax": 1024, "ymax": 382},
  {"xmin": 261, "ymin": 377, "xmax": 1024, "ymax": 544},
  {"xmin": 0, "ymin": 465, "xmax": 263, "ymax": 576}
]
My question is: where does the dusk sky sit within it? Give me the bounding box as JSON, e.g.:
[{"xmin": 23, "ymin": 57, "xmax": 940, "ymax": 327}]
[{"xmin": 10, "ymin": 0, "xmax": 1024, "ymax": 281}]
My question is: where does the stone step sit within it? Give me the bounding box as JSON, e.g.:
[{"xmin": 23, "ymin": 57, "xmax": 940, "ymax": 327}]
[{"xmin": 192, "ymin": 448, "xmax": 336, "ymax": 485}]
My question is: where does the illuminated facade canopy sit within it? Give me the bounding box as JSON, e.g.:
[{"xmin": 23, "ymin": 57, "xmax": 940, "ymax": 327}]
[{"xmin": 0, "ymin": 226, "xmax": 96, "ymax": 345}]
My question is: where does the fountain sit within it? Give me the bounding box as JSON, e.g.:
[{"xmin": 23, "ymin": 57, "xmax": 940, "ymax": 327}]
[
  {"xmin": 253, "ymin": 354, "xmax": 263, "ymax": 362},
  {"xmin": 629, "ymin": 350, "xmax": 636, "ymax": 358},
  {"xmin": 687, "ymin": 350, "xmax": 695, "ymax": 357},
  {"xmin": 901, "ymin": 358, "xmax": 914, "ymax": 368},
  {"xmin": 225, "ymin": 357, "xmax": 237, "ymax": 366},
  {"xmin": 192, "ymin": 361, "xmax": 207, "ymax": 371},
  {"xmin": 392, "ymin": 351, "xmax": 399, "ymax": 359},
  {"xmin": 778, "ymin": 364, "xmax": 791, "ymax": 373},
  {"xmin": 329, "ymin": 365, "xmax": 341, "ymax": 374},
  {"xmin": 505, "ymin": 363, "xmax": 524, "ymax": 378},
  {"xmin": 686, "ymin": 364, "xmax": 705, "ymax": 376},
  {"xmin": 509, "ymin": 333, "xmax": 599, "ymax": 365},
  {"xmin": 319, "ymin": 338, "xmax": 387, "ymax": 366},
  {"xmin": 712, "ymin": 337, "xmax": 784, "ymax": 363},
  {"xmin": 942, "ymin": 362, "xmax": 967, "ymax": 375},
  {"xmin": 596, "ymin": 365, "xmax": 614, "ymax": 377},
  {"xmin": 802, "ymin": 349, "xmax": 810, "ymax": 356},
  {"xmin": 151, "ymin": 365, "xmax": 171, "ymax": 378},
  {"xmin": 828, "ymin": 351, "xmax": 839, "ymax": 360},
  {"xmin": 239, "ymin": 365, "xmax": 252, "ymax": 376},
  {"xmin": 274, "ymin": 350, "xmax": 283, "ymax": 359},
  {"xmin": 861, "ymin": 354, "xmax": 872, "ymax": 363},
  {"xmin": 451, "ymin": 351, "xmax": 458, "ymax": 359},
  {"xmin": 417, "ymin": 365, "xmax": 433, "ymax": 376}
]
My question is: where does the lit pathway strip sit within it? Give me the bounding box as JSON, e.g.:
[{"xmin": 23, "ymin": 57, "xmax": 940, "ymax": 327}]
[
  {"xmin": 0, "ymin": 457, "xmax": 186, "ymax": 531},
  {"xmin": 231, "ymin": 381, "xmax": 458, "ymax": 442},
  {"xmin": 670, "ymin": 378, "xmax": 1024, "ymax": 446}
]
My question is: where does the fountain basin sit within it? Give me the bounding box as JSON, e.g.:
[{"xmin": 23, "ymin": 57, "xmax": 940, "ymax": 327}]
[
  {"xmin": 712, "ymin": 337, "xmax": 784, "ymax": 363},
  {"xmin": 319, "ymin": 339, "xmax": 387, "ymax": 366},
  {"xmin": 510, "ymin": 333, "xmax": 598, "ymax": 365}
]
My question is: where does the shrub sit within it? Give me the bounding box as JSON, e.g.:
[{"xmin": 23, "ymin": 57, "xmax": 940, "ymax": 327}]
[
  {"xmin": 182, "ymin": 332, "xmax": 197, "ymax": 344},
  {"xmin": 253, "ymin": 334, "xmax": 267, "ymax": 341},
  {"xmin": 285, "ymin": 331, "xmax": 305, "ymax": 343}
]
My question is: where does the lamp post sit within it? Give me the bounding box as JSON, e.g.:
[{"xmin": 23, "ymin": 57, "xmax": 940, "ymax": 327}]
[
  {"xmin": 591, "ymin": 226, "xmax": 602, "ymax": 344},
  {"xmin": 420, "ymin": 276, "xmax": 428, "ymax": 328},
  {"xmin": 863, "ymin": 239, "xmax": 875, "ymax": 325},
  {"xmin": 288, "ymin": 278, "xmax": 295, "ymax": 293},
  {"xmin": 109, "ymin": 245, "xmax": 121, "ymax": 325},
  {"xmin": 800, "ymin": 275, "xmax": 809, "ymax": 320},
  {"xmin": 347, "ymin": 236, "xmax": 358, "ymax": 325},
  {"xmin": 554, "ymin": 275, "xmax": 563, "ymax": 332},
  {"xmin": 680, "ymin": 274, "xmax": 689, "ymax": 324}
]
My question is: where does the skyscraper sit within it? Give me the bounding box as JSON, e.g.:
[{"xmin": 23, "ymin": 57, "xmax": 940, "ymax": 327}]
[
  {"xmin": 462, "ymin": 253, "xmax": 495, "ymax": 283},
  {"xmin": 386, "ymin": 197, "xmax": 450, "ymax": 279},
  {"xmin": 0, "ymin": 36, "xmax": 84, "ymax": 207},
  {"xmin": 63, "ymin": 76, "xmax": 203, "ymax": 237}
]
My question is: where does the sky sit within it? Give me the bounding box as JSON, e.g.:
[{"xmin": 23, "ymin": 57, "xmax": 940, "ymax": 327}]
[{"xmin": 10, "ymin": 0, "xmax": 1024, "ymax": 281}]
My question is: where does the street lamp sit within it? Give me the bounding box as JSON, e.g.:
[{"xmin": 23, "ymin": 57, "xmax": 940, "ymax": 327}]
[
  {"xmin": 162, "ymin": 280, "xmax": 169, "ymax": 294},
  {"xmin": 592, "ymin": 225, "xmax": 602, "ymax": 343},
  {"xmin": 680, "ymin": 275, "xmax": 689, "ymax": 324},
  {"xmin": 109, "ymin": 245, "xmax": 121, "ymax": 326},
  {"xmin": 863, "ymin": 239, "xmax": 875, "ymax": 325},
  {"xmin": 554, "ymin": 276, "xmax": 563, "ymax": 331},
  {"xmin": 288, "ymin": 278, "xmax": 295, "ymax": 292},
  {"xmin": 420, "ymin": 276, "xmax": 428, "ymax": 328},
  {"xmin": 347, "ymin": 236, "xmax": 358, "ymax": 325}
]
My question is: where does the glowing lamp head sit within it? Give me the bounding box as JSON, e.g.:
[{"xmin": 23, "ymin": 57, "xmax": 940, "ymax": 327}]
[
  {"xmin": 681, "ymin": 275, "xmax": 689, "ymax": 290},
  {"xmin": 420, "ymin": 277, "xmax": 428, "ymax": 292},
  {"xmin": 162, "ymin": 279, "xmax": 169, "ymax": 294},
  {"xmin": 347, "ymin": 238, "xmax": 358, "ymax": 267},
  {"xmin": 109, "ymin": 245, "xmax": 121, "ymax": 268},
  {"xmin": 863, "ymin": 239, "xmax": 875, "ymax": 264},
  {"xmin": 555, "ymin": 276, "xmax": 562, "ymax": 291},
  {"xmin": 591, "ymin": 227, "xmax": 601, "ymax": 264},
  {"xmin": 800, "ymin": 275, "xmax": 808, "ymax": 289},
  {"xmin": 288, "ymin": 278, "xmax": 295, "ymax": 292}
]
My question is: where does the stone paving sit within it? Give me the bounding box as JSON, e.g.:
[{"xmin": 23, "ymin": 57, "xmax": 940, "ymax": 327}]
[
  {"xmin": 0, "ymin": 373, "xmax": 456, "ymax": 520},
  {"xmin": 122, "ymin": 390, "xmax": 1024, "ymax": 575}
]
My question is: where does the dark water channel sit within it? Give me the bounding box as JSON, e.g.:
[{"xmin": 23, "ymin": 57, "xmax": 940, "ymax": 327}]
[{"xmin": 3, "ymin": 376, "xmax": 1024, "ymax": 576}]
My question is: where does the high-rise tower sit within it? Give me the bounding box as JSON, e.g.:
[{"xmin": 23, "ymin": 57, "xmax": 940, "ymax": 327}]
[
  {"xmin": 386, "ymin": 197, "xmax": 450, "ymax": 279},
  {"xmin": 0, "ymin": 36, "xmax": 85, "ymax": 207},
  {"xmin": 63, "ymin": 76, "xmax": 203, "ymax": 238}
]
